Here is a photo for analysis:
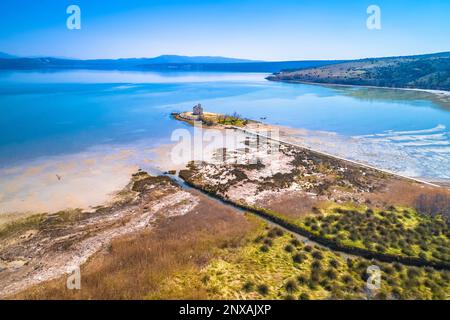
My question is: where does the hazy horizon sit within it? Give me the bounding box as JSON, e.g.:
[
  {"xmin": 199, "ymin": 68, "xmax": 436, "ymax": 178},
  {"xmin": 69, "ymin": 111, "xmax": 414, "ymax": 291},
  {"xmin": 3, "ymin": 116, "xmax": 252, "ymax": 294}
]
[
  {"xmin": 2, "ymin": 50, "xmax": 450, "ymax": 62},
  {"xmin": 1, "ymin": 0, "xmax": 450, "ymax": 61}
]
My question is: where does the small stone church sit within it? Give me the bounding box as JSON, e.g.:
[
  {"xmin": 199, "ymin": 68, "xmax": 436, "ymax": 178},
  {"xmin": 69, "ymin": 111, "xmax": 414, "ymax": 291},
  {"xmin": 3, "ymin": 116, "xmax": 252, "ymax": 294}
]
[{"xmin": 193, "ymin": 103, "xmax": 204, "ymax": 116}]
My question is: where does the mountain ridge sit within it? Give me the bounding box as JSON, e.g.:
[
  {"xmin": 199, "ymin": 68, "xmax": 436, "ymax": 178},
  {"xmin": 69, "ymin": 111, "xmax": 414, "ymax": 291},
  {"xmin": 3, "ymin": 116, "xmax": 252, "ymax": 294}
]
[
  {"xmin": 0, "ymin": 52, "xmax": 16, "ymax": 59},
  {"xmin": 0, "ymin": 53, "xmax": 344, "ymax": 73},
  {"xmin": 2, "ymin": 51, "xmax": 450, "ymax": 84},
  {"xmin": 0, "ymin": 53, "xmax": 255, "ymax": 64}
]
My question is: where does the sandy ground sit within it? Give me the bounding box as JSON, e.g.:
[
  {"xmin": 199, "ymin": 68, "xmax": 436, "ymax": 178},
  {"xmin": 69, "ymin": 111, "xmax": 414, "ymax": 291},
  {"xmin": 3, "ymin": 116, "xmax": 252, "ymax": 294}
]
[
  {"xmin": 0, "ymin": 124, "xmax": 246, "ymax": 220},
  {"xmin": 244, "ymin": 122, "xmax": 450, "ymax": 185},
  {"xmin": 0, "ymin": 149, "xmax": 139, "ymax": 217}
]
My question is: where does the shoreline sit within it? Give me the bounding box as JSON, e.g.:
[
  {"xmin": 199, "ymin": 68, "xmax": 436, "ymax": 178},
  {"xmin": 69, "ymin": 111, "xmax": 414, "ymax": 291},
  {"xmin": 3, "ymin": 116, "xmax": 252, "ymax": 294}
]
[
  {"xmin": 172, "ymin": 111, "xmax": 449, "ymax": 188},
  {"xmin": 2, "ymin": 113, "xmax": 450, "ymax": 298},
  {"xmin": 231, "ymin": 124, "xmax": 442, "ymax": 188},
  {"xmin": 267, "ymin": 78, "xmax": 450, "ymax": 101},
  {"xmin": 2, "ymin": 108, "xmax": 450, "ymax": 220}
]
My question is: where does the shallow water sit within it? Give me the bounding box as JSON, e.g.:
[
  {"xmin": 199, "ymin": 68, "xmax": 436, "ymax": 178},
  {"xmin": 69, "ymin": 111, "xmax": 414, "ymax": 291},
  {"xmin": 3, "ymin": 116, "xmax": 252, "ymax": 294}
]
[{"xmin": 1, "ymin": 70, "xmax": 450, "ymax": 213}]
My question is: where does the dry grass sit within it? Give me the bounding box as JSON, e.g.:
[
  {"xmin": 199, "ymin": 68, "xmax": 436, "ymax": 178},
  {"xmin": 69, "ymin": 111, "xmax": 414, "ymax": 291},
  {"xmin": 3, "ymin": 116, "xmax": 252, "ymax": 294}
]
[
  {"xmin": 368, "ymin": 180, "xmax": 450, "ymax": 212},
  {"xmin": 12, "ymin": 193, "xmax": 259, "ymax": 300},
  {"xmin": 0, "ymin": 212, "xmax": 37, "ymax": 228},
  {"xmin": 258, "ymin": 192, "xmax": 326, "ymax": 219}
]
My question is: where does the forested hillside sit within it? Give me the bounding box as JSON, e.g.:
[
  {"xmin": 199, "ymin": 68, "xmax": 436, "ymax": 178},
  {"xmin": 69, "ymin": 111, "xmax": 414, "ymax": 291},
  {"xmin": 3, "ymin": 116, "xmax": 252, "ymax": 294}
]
[{"xmin": 268, "ymin": 52, "xmax": 450, "ymax": 91}]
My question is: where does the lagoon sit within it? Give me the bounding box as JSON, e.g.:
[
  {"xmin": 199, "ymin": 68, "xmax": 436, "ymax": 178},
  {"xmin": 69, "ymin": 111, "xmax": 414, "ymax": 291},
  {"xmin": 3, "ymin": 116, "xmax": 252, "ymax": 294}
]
[{"xmin": 1, "ymin": 70, "xmax": 450, "ymax": 213}]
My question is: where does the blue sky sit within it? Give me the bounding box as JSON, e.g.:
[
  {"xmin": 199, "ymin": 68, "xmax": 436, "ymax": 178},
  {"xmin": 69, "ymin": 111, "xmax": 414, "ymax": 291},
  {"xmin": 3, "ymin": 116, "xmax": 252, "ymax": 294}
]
[{"xmin": 0, "ymin": 0, "xmax": 449, "ymax": 60}]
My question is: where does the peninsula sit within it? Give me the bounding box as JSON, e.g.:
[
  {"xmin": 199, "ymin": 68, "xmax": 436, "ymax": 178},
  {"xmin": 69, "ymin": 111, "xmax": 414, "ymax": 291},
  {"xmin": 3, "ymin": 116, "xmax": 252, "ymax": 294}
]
[
  {"xmin": 1, "ymin": 110, "xmax": 449, "ymax": 300},
  {"xmin": 267, "ymin": 52, "xmax": 450, "ymax": 92}
]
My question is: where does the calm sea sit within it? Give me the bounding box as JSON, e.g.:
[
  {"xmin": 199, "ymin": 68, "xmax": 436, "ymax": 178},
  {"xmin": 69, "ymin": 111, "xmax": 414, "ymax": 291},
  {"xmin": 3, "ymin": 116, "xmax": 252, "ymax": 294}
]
[{"xmin": 1, "ymin": 70, "xmax": 450, "ymax": 180}]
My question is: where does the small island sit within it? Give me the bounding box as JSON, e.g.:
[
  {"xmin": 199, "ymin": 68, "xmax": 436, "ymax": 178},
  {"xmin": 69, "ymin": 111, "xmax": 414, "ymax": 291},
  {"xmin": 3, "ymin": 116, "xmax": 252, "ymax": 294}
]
[{"xmin": 172, "ymin": 103, "xmax": 250, "ymax": 127}]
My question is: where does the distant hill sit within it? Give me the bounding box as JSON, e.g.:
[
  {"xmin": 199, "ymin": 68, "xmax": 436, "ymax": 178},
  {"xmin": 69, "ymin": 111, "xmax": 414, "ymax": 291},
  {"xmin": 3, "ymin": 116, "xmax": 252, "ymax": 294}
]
[
  {"xmin": 267, "ymin": 52, "xmax": 450, "ymax": 91},
  {"xmin": 0, "ymin": 52, "xmax": 16, "ymax": 59},
  {"xmin": 140, "ymin": 60, "xmax": 345, "ymax": 73},
  {"xmin": 142, "ymin": 55, "xmax": 255, "ymax": 64},
  {"xmin": 0, "ymin": 54, "xmax": 344, "ymax": 73}
]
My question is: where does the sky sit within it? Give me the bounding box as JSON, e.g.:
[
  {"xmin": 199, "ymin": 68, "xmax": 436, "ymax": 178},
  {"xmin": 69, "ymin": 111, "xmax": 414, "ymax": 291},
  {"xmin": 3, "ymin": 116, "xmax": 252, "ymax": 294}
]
[{"xmin": 0, "ymin": 0, "xmax": 449, "ymax": 61}]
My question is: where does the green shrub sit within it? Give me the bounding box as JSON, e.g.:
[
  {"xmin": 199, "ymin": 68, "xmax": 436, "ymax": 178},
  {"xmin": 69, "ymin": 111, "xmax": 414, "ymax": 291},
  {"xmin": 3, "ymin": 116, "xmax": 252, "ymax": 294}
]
[
  {"xmin": 254, "ymin": 235, "xmax": 264, "ymax": 243},
  {"xmin": 299, "ymin": 293, "xmax": 310, "ymax": 300},
  {"xmin": 393, "ymin": 262, "xmax": 403, "ymax": 272},
  {"xmin": 257, "ymin": 284, "xmax": 269, "ymax": 296},
  {"xmin": 391, "ymin": 287, "xmax": 402, "ymax": 299},
  {"xmin": 375, "ymin": 292, "xmax": 388, "ymax": 300},
  {"xmin": 346, "ymin": 258, "xmax": 354, "ymax": 268},
  {"xmin": 329, "ymin": 259, "xmax": 339, "ymax": 269},
  {"xmin": 308, "ymin": 280, "xmax": 318, "ymax": 290},
  {"xmin": 242, "ymin": 281, "xmax": 254, "ymax": 292},
  {"xmin": 319, "ymin": 278, "xmax": 329, "ymax": 287},
  {"xmin": 311, "ymin": 260, "xmax": 322, "ymax": 270},
  {"xmin": 407, "ymin": 267, "xmax": 421, "ymax": 278},
  {"xmin": 285, "ymin": 279, "xmax": 298, "ymax": 293},
  {"xmin": 356, "ymin": 260, "xmax": 369, "ymax": 271},
  {"xmin": 310, "ymin": 270, "xmax": 321, "ymax": 282},
  {"xmin": 297, "ymin": 275, "xmax": 307, "ymax": 285},
  {"xmin": 292, "ymin": 253, "xmax": 303, "ymax": 264},
  {"xmin": 284, "ymin": 245, "xmax": 294, "ymax": 253},
  {"xmin": 274, "ymin": 228, "xmax": 284, "ymax": 236},
  {"xmin": 325, "ymin": 269, "xmax": 337, "ymax": 280},
  {"xmin": 341, "ymin": 274, "xmax": 353, "ymax": 284},
  {"xmin": 382, "ymin": 265, "xmax": 395, "ymax": 275},
  {"xmin": 312, "ymin": 251, "xmax": 324, "ymax": 260},
  {"xmin": 404, "ymin": 278, "xmax": 420, "ymax": 289},
  {"xmin": 201, "ymin": 275, "xmax": 210, "ymax": 284},
  {"xmin": 267, "ymin": 230, "xmax": 277, "ymax": 238}
]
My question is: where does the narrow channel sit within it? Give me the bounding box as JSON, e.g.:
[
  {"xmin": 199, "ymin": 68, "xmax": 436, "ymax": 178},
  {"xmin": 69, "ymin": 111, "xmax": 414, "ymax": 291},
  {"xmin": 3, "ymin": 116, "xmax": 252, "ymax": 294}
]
[
  {"xmin": 166, "ymin": 173, "xmax": 353, "ymax": 258},
  {"xmin": 165, "ymin": 172, "xmax": 449, "ymax": 270}
]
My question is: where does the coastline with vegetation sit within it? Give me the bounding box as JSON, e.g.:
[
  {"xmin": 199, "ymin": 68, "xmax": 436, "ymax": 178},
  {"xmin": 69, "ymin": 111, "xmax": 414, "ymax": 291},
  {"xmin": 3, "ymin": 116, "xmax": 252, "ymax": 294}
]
[
  {"xmin": 173, "ymin": 110, "xmax": 251, "ymax": 128},
  {"xmin": 1, "ymin": 109, "xmax": 450, "ymax": 300},
  {"xmin": 267, "ymin": 52, "xmax": 450, "ymax": 102},
  {"xmin": 267, "ymin": 79, "xmax": 450, "ymax": 104}
]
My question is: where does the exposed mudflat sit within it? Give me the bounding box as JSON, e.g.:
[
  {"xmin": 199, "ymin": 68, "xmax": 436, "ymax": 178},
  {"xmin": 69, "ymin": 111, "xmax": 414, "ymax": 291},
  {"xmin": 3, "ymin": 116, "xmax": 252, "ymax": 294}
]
[{"xmin": 179, "ymin": 127, "xmax": 397, "ymax": 214}]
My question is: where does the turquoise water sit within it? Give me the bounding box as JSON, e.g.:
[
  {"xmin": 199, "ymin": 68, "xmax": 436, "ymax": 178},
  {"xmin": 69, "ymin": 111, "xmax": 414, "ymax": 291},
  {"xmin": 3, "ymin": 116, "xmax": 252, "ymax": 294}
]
[{"xmin": 1, "ymin": 70, "xmax": 450, "ymax": 179}]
